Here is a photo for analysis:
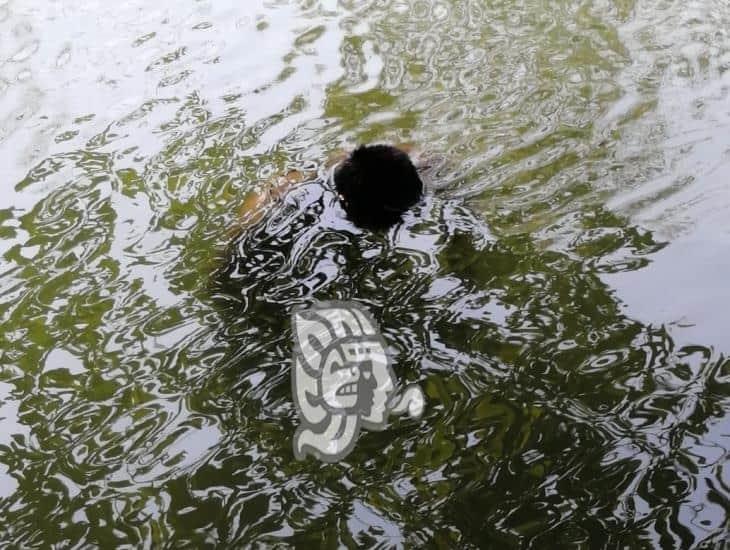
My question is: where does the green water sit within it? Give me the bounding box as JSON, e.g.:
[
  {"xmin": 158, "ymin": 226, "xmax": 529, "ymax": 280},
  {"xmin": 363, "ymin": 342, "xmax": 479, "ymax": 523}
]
[{"xmin": 1, "ymin": 0, "xmax": 729, "ymax": 547}]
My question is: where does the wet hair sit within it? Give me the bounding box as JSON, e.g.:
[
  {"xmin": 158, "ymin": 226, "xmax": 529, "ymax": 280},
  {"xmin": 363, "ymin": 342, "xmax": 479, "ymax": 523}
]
[{"xmin": 333, "ymin": 144, "xmax": 423, "ymax": 229}]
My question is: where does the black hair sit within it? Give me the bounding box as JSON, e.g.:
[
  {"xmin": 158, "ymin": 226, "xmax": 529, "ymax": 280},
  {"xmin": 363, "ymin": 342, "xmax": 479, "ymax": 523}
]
[{"xmin": 333, "ymin": 144, "xmax": 423, "ymax": 229}]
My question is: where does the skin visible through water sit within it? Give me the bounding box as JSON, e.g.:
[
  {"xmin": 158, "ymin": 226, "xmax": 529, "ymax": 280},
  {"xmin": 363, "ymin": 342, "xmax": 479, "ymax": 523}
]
[{"xmin": 233, "ymin": 144, "xmax": 443, "ymax": 232}]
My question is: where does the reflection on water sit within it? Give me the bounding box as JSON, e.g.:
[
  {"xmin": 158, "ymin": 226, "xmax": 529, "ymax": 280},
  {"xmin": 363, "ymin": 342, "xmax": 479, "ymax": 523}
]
[{"xmin": 0, "ymin": 0, "xmax": 728, "ymax": 547}]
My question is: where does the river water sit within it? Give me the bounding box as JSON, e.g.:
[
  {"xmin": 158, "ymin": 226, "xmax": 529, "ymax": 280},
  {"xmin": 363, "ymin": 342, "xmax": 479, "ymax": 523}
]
[{"xmin": 0, "ymin": 0, "xmax": 728, "ymax": 547}]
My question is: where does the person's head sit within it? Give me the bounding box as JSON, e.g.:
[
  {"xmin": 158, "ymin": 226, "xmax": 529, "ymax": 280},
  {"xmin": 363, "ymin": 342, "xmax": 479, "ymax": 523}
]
[{"xmin": 333, "ymin": 144, "xmax": 423, "ymax": 229}]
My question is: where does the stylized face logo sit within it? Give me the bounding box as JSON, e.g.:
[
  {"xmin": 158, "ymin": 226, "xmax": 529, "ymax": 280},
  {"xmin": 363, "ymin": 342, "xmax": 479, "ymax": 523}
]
[
  {"xmin": 291, "ymin": 301, "xmax": 424, "ymax": 462},
  {"xmin": 320, "ymin": 340, "xmax": 371, "ymax": 409},
  {"xmin": 318, "ymin": 338, "xmax": 392, "ymax": 424}
]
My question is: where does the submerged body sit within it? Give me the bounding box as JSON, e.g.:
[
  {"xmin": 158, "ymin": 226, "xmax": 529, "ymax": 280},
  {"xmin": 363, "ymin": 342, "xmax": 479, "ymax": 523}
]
[{"xmin": 232, "ymin": 144, "xmax": 445, "ymax": 235}]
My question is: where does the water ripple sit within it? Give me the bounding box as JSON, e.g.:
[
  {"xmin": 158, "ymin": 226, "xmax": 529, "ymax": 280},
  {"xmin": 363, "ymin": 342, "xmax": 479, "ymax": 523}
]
[{"xmin": 0, "ymin": 0, "xmax": 728, "ymax": 547}]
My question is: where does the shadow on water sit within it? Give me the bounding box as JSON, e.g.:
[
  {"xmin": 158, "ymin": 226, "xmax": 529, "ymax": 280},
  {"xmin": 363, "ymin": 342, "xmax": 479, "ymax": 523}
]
[
  {"xmin": 0, "ymin": 0, "xmax": 728, "ymax": 547},
  {"xmin": 205, "ymin": 180, "xmax": 728, "ymax": 547}
]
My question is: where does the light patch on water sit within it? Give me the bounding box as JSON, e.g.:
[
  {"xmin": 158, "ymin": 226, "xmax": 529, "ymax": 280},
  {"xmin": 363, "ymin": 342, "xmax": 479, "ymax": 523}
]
[
  {"xmin": 347, "ymin": 500, "xmax": 405, "ymax": 546},
  {"xmin": 130, "ymin": 418, "xmax": 223, "ymax": 484},
  {"xmin": 0, "ymin": 0, "xmax": 345, "ymax": 210},
  {"xmin": 0, "ymin": 381, "xmax": 27, "ymax": 500},
  {"xmin": 604, "ymin": 1, "xmax": 730, "ymax": 348},
  {"xmin": 605, "ymin": 232, "xmax": 730, "ymax": 348},
  {"xmin": 43, "ymin": 347, "xmax": 85, "ymax": 375},
  {"xmin": 0, "ymin": 463, "xmax": 17, "ymax": 500},
  {"xmin": 105, "ymin": 398, "xmax": 224, "ymax": 486},
  {"xmin": 108, "ymin": 186, "xmax": 181, "ymax": 309},
  {"xmin": 0, "ymin": 381, "xmax": 29, "ymax": 447}
]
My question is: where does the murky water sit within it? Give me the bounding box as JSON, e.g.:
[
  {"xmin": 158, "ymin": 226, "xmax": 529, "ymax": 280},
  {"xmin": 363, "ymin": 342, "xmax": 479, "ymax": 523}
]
[{"xmin": 1, "ymin": 0, "xmax": 729, "ymax": 547}]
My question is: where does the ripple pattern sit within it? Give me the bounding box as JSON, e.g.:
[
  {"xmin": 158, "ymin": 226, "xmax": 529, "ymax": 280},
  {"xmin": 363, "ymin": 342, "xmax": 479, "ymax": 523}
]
[{"xmin": 0, "ymin": 0, "xmax": 728, "ymax": 548}]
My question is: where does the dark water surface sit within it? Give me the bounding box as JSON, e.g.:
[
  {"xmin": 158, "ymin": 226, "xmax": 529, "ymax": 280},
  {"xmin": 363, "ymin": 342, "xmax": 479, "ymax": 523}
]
[{"xmin": 1, "ymin": 0, "xmax": 729, "ymax": 547}]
